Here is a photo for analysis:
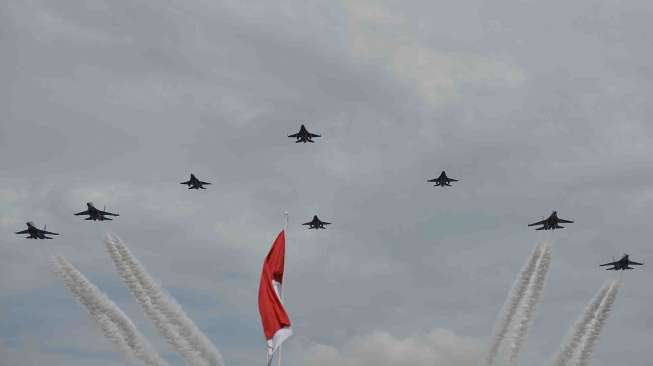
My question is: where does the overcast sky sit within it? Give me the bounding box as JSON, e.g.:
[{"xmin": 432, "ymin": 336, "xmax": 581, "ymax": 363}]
[{"xmin": 2, "ymin": 0, "xmax": 653, "ymax": 365}]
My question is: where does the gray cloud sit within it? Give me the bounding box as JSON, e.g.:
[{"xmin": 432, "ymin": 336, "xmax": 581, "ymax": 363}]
[
  {"xmin": 2, "ymin": 0, "xmax": 653, "ymax": 365},
  {"xmin": 288, "ymin": 328, "xmax": 482, "ymax": 366}
]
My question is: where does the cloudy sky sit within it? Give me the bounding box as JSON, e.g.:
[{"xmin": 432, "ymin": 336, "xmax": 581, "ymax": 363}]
[{"xmin": 2, "ymin": 0, "xmax": 653, "ymax": 365}]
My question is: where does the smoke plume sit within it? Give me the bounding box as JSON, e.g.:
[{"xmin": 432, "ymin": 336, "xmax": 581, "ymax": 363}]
[
  {"xmin": 105, "ymin": 236, "xmax": 205, "ymax": 366},
  {"xmin": 504, "ymin": 242, "xmax": 551, "ymax": 366},
  {"xmin": 549, "ymin": 281, "xmax": 612, "ymax": 366},
  {"xmin": 485, "ymin": 245, "xmax": 543, "ymax": 366},
  {"xmin": 53, "ymin": 256, "xmax": 170, "ymax": 366},
  {"xmin": 575, "ymin": 280, "xmax": 620, "ymax": 366},
  {"xmin": 106, "ymin": 234, "xmax": 225, "ymax": 366}
]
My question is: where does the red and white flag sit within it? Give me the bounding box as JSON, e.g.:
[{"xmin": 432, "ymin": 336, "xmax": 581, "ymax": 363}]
[{"xmin": 258, "ymin": 230, "xmax": 292, "ymax": 365}]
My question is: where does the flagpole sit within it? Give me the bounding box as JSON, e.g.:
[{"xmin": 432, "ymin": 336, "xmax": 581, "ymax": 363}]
[{"xmin": 278, "ymin": 211, "xmax": 288, "ymax": 366}]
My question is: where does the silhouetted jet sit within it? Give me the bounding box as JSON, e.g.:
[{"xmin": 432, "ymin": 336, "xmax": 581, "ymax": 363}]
[
  {"xmin": 528, "ymin": 211, "xmax": 573, "ymax": 230},
  {"xmin": 74, "ymin": 202, "xmax": 119, "ymax": 221},
  {"xmin": 15, "ymin": 221, "xmax": 59, "ymax": 239},
  {"xmin": 600, "ymin": 254, "xmax": 644, "ymax": 270},
  {"xmin": 180, "ymin": 174, "xmax": 211, "ymax": 189},
  {"xmin": 288, "ymin": 124, "xmax": 320, "ymax": 143},
  {"xmin": 302, "ymin": 215, "xmax": 331, "ymax": 229},
  {"xmin": 428, "ymin": 171, "xmax": 459, "ymax": 187}
]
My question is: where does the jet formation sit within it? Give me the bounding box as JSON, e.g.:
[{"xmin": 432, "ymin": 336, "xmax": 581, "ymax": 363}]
[
  {"xmin": 288, "ymin": 124, "xmax": 320, "ymax": 143},
  {"xmin": 302, "ymin": 215, "xmax": 331, "ymax": 229},
  {"xmin": 15, "ymin": 222, "xmax": 59, "ymax": 239},
  {"xmin": 180, "ymin": 174, "xmax": 211, "ymax": 189},
  {"xmin": 600, "ymin": 255, "xmax": 644, "ymax": 271},
  {"xmin": 427, "ymin": 171, "xmax": 458, "ymax": 187},
  {"xmin": 74, "ymin": 202, "xmax": 120, "ymax": 221},
  {"xmin": 528, "ymin": 211, "xmax": 574, "ymax": 230},
  {"xmin": 11, "ymin": 128, "xmax": 643, "ymax": 276}
]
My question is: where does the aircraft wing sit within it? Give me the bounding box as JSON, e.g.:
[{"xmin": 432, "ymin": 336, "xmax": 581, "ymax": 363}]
[
  {"xmin": 42, "ymin": 230, "xmax": 59, "ymax": 235},
  {"xmin": 100, "ymin": 211, "xmax": 119, "ymax": 216},
  {"xmin": 199, "ymin": 181, "xmax": 211, "ymax": 185},
  {"xmin": 288, "ymin": 133, "xmax": 300, "ymax": 138},
  {"xmin": 15, "ymin": 230, "xmax": 29, "ymax": 234},
  {"xmin": 427, "ymin": 178, "xmax": 437, "ymax": 182},
  {"xmin": 302, "ymin": 222, "xmax": 312, "ymax": 226},
  {"xmin": 600, "ymin": 261, "xmax": 618, "ymax": 267},
  {"xmin": 321, "ymin": 221, "xmax": 331, "ymax": 225},
  {"xmin": 180, "ymin": 180, "xmax": 191, "ymax": 185},
  {"xmin": 74, "ymin": 210, "xmax": 90, "ymax": 216},
  {"xmin": 628, "ymin": 260, "xmax": 644, "ymax": 266},
  {"xmin": 558, "ymin": 218, "xmax": 574, "ymax": 223},
  {"xmin": 528, "ymin": 219, "xmax": 546, "ymax": 226},
  {"xmin": 448, "ymin": 178, "xmax": 459, "ymax": 182},
  {"xmin": 308, "ymin": 133, "xmax": 321, "ymax": 138}
]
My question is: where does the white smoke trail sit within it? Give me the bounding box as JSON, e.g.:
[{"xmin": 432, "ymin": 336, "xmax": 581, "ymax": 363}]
[
  {"xmin": 105, "ymin": 237, "xmax": 206, "ymax": 366},
  {"xmin": 575, "ymin": 280, "xmax": 620, "ymax": 366},
  {"xmin": 505, "ymin": 242, "xmax": 552, "ymax": 366},
  {"xmin": 549, "ymin": 281, "xmax": 612, "ymax": 366},
  {"xmin": 107, "ymin": 234, "xmax": 225, "ymax": 366},
  {"xmin": 52, "ymin": 256, "xmax": 170, "ymax": 366},
  {"xmin": 483, "ymin": 243, "xmax": 545, "ymax": 366}
]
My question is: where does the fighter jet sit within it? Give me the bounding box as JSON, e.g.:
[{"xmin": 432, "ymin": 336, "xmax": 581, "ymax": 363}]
[
  {"xmin": 74, "ymin": 202, "xmax": 120, "ymax": 221},
  {"xmin": 15, "ymin": 221, "xmax": 59, "ymax": 239},
  {"xmin": 427, "ymin": 171, "xmax": 459, "ymax": 187},
  {"xmin": 288, "ymin": 124, "xmax": 321, "ymax": 143},
  {"xmin": 302, "ymin": 215, "xmax": 331, "ymax": 229},
  {"xmin": 528, "ymin": 211, "xmax": 573, "ymax": 230},
  {"xmin": 600, "ymin": 254, "xmax": 644, "ymax": 270},
  {"xmin": 180, "ymin": 174, "xmax": 211, "ymax": 189}
]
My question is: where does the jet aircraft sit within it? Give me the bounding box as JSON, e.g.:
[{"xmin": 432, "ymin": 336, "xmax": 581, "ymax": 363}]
[
  {"xmin": 15, "ymin": 221, "xmax": 59, "ymax": 239},
  {"xmin": 74, "ymin": 202, "xmax": 120, "ymax": 221},
  {"xmin": 428, "ymin": 171, "xmax": 459, "ymax": 187},
  {"xmin": 528, "ymin": 211, "xmax": 573, "ymax": 230},
  {"xmin": 180, "ymin": 174, "xmax": 211, "ymax": 189},
  {"xmin": 288, "ymin": 124, "xmax": 321, "ymax": 143},
  {"xmin": 302, "ymin": 215, "xmax": 331, "ymax": 229},
  {"xmin": 600, "ymin": 254, "xmax": 644, "ymax": 270}
]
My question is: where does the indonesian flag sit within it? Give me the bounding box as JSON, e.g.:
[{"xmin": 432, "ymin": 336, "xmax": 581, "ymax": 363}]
[{"xmin": 258, "ymin": 230, "xmax": 292, "ymax": 365}]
